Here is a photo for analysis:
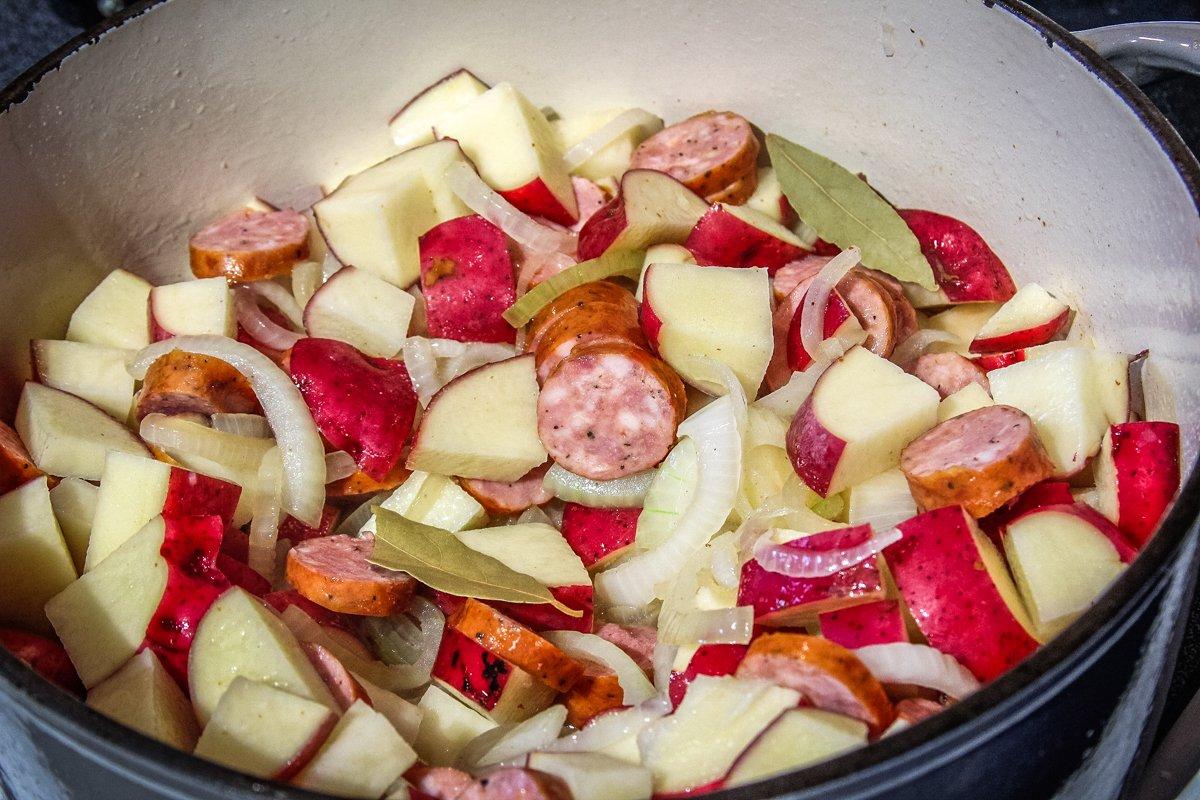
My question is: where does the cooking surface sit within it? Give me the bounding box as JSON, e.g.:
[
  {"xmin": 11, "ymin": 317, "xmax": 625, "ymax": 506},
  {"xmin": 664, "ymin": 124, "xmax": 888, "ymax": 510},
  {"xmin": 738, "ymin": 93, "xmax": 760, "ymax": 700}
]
[{"xmin": 0, "ymin": 0, "xmax": 1198, "ymax": 799}]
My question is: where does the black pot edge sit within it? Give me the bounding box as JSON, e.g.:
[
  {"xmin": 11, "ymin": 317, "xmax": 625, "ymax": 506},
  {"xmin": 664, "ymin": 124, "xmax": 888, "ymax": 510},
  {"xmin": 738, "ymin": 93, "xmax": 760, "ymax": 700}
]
[{"xmin": 0, "ymin": 1, "xmax": 1196, "ymax": 799}]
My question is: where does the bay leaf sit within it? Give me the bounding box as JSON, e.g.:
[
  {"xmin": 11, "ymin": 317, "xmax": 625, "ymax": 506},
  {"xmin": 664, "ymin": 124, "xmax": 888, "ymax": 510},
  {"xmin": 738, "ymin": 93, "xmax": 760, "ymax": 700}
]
[
  {"xmin": 766, "ymin": 133, "xmax": 937, "ymax": 291},
  {"xmin": 369, "ymin": 507, "xmax": 582, "ymax": 617}
]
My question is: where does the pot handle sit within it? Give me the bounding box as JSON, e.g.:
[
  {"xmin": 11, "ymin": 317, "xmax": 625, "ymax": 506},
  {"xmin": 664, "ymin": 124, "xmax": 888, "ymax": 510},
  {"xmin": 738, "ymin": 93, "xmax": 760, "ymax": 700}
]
[{"xmin": 1077, "ymin": 21, "xmax": 1200, "ymax": 84}]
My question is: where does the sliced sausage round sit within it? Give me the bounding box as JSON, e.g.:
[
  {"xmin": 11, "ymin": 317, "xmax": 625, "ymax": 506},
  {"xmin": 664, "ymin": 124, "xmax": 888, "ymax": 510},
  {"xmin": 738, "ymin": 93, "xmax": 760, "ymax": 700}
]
[
  {"xmin": 525, "ymin": 280, "xmax": 636, "ymax": 354},
  {"xmin": 772, "ymin": 255, "xmax": 831, "ymax": 302},
  {"xmin": 189, "ymin": 208, "xmax": 309, "ymax": 282},
  {"xmin": 533, "ymin": 299, "xmax": 646, "ymax": 382},
  {"xmin": 595, "ymin": 623, "xmax": 657, "ymax": 672},
  {"xmin": 900, "ymin": 404, "xmax": 1056, "ymax": 518},
  {"xmin": 735, "ymin": 632, "xmax": 894, "ymax": 736},
  {"xmin": 285, "ymin": 534, "xmax": 415, "ymax": 617},
  {"xmin": 911, "ymin": 352, "xmax": 990, "ymax": 399},
  {"xmin": 537, "ymin": 340, "xmax": 686, "ymax": 481},
  {"xmin": 707, "ymin": 169, "xmax": 759, "ymax": 205},
  {"xmin": 459, "ymin": 768, "xmax": 573, "ymax": 800},
  {"xmin": 135, "ymin": 351, "xmax": 260, "ymax": 421},
  {"xmin": 570, "ymin": 176, "xmax": 611, "ymax": 233},
  {"xmin": 837, "ymin": 270, "xmax": 897, "ymax": 357},
  {"xmin": 865, "ymin": 268, "xmax": 919, "ymax": 345},
  {"xmin": 630, "ymin": 111, "xmax": 760, "ymax": 200},
  {"xmin": 460, "ymin": 462, "xmax": 553, "ymax": 516},
  {"xmin": 300, "ymin": 642, "xmax": 371, "ymax": 711},
  {"xmin": 406, "ymin": 766, "xmax": 476, "ymax": 800}
]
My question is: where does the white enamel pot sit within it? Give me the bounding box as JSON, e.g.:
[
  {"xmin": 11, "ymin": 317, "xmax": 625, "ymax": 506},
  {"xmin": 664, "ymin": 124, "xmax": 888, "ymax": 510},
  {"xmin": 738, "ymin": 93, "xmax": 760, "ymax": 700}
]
[{"xmin": 0, "ymin": 2, "xmax": 1199, "ymax": 799}]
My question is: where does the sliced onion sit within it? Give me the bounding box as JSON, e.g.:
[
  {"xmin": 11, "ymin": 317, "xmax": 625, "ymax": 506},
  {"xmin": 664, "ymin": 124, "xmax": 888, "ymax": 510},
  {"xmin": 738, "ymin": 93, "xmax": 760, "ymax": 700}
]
[
  {"xmin": 515, "ymin": 242, "xmax": 578, "ymax": 297},
  {"xmin": 799, "ymin": 246, "xmax": 861, "ymax": 360},
  {"xmin": 445, "ymin": 160, "xmax": 573, "ymax": 253},
  {"xmin": 563, "ymin": 109, "xmax": 662, "ymax": 171},
  {"xmin": 362, "ymin": 596, "xmax": 445, "ymax": 679},
  {"xmin": 594, "ymin": 389, "xmax": 744, "ymax": 609},
  {"xmin": 235, "ymin": 288, "xmax": 304, "ymax": 350},
  {"xmin": 752, "ymin": 526, "xmax": 902, "ymax": 579},
  {"xmin": 129, "ymin": 336, "xmax": 326, "ymax": 525},
  {"xmin": 657, "ymin": 545, "xmax": 751, "ymax": 647},
  {"xmin": 636, "ymin": 438, "xmax": 698, "ymax": 552},
  {"xmin": 211, "ymin": 413, "xmax": 272, "ymax": 439},
  {"xmin": 460, "ymin": 705, "xmax": 568, "ymax": 773},
  {"xmin": 854, "ymin": 643, "xmax": 980, "ymax": 700},
  {"xmin": 279, "ymin": 605, "xmax": 431, "ymax": 693},
  {"xmin": 502, "ymin": 248, "xmax": 645, "ymax": 327},
  {"xmin": 891, "ymin": 329, "xmax": 961, "ymax": 367},
  {"xmin": 140, "ymin": 413, "xmax": 275, "ymax": 472},
  {"xmin": 708, "ymin": 532, "xmax": 741, "ymax": 590},
  {"xmin": 334, "ymin": 493, "xmax": 390, "ymax": 538},
  {"xmin": 651, "ymin": 642, "xmax": 678, "ymax": 698},
  {"xmin": 442, "ymin": 343, "xmax": 518, "ymax": 384},
  {"xmin": 291, "ymin": 260, "xmax": 324, "ymax": 311},
  {"xmin": 324, "ymin": 450, "xmax": 359, "ymax": 483},
  {"xmin": 543, "ymin": 631, "xmax": 656, "ymax": 706},
  {"xmin": 401, "ymin": 337, "xmax": 441, "ymax": 405},
  {"xmin": 248, "ymin": 447, "xmax": 283, "ymax": 581},
  {"xmin": 516, "ymin": 506, "xmax": 554, "ymax": 527},
  {"xmin": 321, "ymin": 249, "xmax": 342, "ymax": 281},
  {"xmin": 678, "ymin": 357, "xmax": 747, "ymax": 434},
  {"xmin": 250, "ymin": 280, "xmax": 306, "ymax": 329},
  {"xmin": 544, "ymin": 463, "xmax": 655, "ymax": 508},
  {"xmin": 545, "ymin": 700, "xmax": 670, "ymax": 754},
  {"xmin": 752, "ymin": 355, "xmax": 835, "ymax": 418}
]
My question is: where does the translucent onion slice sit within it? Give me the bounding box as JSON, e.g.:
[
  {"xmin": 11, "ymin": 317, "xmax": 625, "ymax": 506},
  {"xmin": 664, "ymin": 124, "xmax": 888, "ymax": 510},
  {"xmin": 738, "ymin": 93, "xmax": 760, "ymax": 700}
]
[
  {"xmin": 635, "ymin": 438, "xmax": 698, "ymax": 551},
  {"xmin": 460, "ymin": 705, "xmax": 568, "ymax": 773},
  {"xmin": 333, "ymin": 493, "xmax": 390, "ymax": 538},
  {"xmin": 752, "ymin": 526, "xmax": 902, "ymax": 579},
  {"xmin": 594, "ymin": 391, "xmax": 743, "ymax": 609},
  {"xmin": 129, "ymin": 335, "xmax": 326, "ymax": 526},
  {"xmin": 752, "ymin": 356, "xmax": 835, "ymax": 418},
  {"xmin": 291, "ymin": 260, "xmax": 324, "ymax": 311},
  {"xmin": 708, "ymin": 532, "xmax": 742, "ymax": 590},
  {"xmin": 544, "ymin": 699, "xmax": 670, "ymax": 754},
  {"xmin": 516, "ymin": 506, "xmax": 555, "ymax": 527},
  {"xmin": 543, "ymin": 631, "xmax": 656, "ymax": 706},
  {"xmin": 678, "ymin": 357, "xmax": 747, "ymax": 434},
  {"xmin": 502, "ymin": 248, "xmax": 645, "ymax": 327},
  {"xmin": 544, "ymin": 463, "xmax": 655, "ymax": 508},
  {"xmin": 400, "ymin": 337, "xmax": 441, "ymax": 405},
  {"xmin": 651, "ymin": 643, "xmax": 678, "ymax": 698},
  {"xmin": 279, "ymin": 605, "xmax": 431, "ymax": 693},
  {"xmin": 562, "ymin": 109, "xmax": 663, "ymax": 170},
  {"xmin": 657, "ymin": 545, "xmax": 751, "ymax": 647},
  {"xmin": 250, "ymin": 280, "xmax": 306, "ymax": 329},
  {"xmin": 890, "ymin": 329, "xmax": 961, "ymax": 367},
  {"xmin": 442, "ymin": 343, "xmax": 518, "ymax": 384},
  {"xmin": 235, "ymin": 288, "xmax": 304, "ymax": 350},
  {"xmin": 362, "ymin": 596, "xmax": 445, "ymax": 677},
  {"xmin": 140, "ymin": 413, "xmax": 275, "ymax": 472},
  {"xmin": 248, "ymin": 447, "xmax": 284, "ymax": 580},
  {"xmin": 445, "ymin": 160, "xmax": 573, "ymax": 254},
  {"xmin": 324, "ymin": 450, "xmax": 359, "ymax": 483},
  {"xmin": 799, "ymin": 246, "xmax": 861, "ymax": 359},
  {"xmin": 854, "ymin": 643, "xmax": 980, "ymax": 700},
  {"xmin": 211, "ymin": 413, "xmax": 272, "ymax": 439}
]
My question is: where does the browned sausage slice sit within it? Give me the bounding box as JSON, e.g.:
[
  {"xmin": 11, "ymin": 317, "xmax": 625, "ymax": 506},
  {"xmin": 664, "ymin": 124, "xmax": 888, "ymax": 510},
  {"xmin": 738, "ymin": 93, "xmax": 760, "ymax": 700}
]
[
  {"xmin": 534, "ymin": 299, "xmax": 646, "ymax": 382},
  {"xmin": 134, "ymin": 351, "xmax": 260, "ymax": 420},
  {"xmin": 772, "ymin": 255, "xmax": 831, "ymax": 302},
  {"xmin": 460, "ymin": 462, "xmax": 553, "ymax": 516},
  {"xmin": 0, "ymin": 421, "xmax": 43, "ymax": 495},
  {"xmin": 630, "ymin": 111, "xmax": 760, "ymax": 201},
  {"xmin": 595, "ymin": 623, "xmax": 656, "ymax": 672},
  {"xmin": 448, "ymin": 598, "xmax": 584, "ymax": 692},
  {"xmin": 911, "ymin": 352, "xmax": 990, "ymax": 399},
  {"xmin": 406, "ymin": 766, "xmax": 476, "ymax": 799},
  {"xmin": 707, "ymin": 169, "xmax": 759, "ymax": 205},
  {"xmin": 837, "ymin": 271, "xmax": 897, "ymax": 357},
  {"xmin": 735, "ymin": 632, "xmax": 895, "ymax": 736},
  {"xmin": 300, "ymin": 642, "xmax": 371, "ymax": 711},
  {"xmin": 537, "ymin": 341, "xmax": 685, "ymax": 481},
  {"xmin": 285, "ymin": 534, "xmax": 415, "ymax": 617},
  {"xmin": 459, "ymin": 768, "xmax": 573, "ymax": 800},
  {"xmin": 189, "ymin": 208, "xmax": 309, "ymax": 282},
  {"xmin": 900, "ymin": 404, "xmax": 1055, "ymax": 518},
  {"xmin": 525, "ymin": 280, "xmax": 637, "ymax": 355},
  {"xmin": 864, "ymin": 268, "xmax": 919, "ymax": 345}
]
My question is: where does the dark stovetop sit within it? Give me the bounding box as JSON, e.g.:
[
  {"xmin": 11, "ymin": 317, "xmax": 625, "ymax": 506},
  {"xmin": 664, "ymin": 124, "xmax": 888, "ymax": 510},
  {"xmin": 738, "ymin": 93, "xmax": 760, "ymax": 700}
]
[{"xmin": 1, "ymin": 0, "xmax": 1199, "ymax": 793}]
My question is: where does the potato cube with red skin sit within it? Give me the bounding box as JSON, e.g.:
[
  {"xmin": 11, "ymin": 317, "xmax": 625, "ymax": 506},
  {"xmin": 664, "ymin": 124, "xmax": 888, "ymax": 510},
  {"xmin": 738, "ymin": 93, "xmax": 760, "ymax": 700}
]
[
  {"xmin": 668, "ymin": 643, "xmax": 749, "ymax": 708},
  {"xmin": 1094, "ymin": 421, "xmax": 1181, "ymax": 547},
  {"xmin": 819, "ymin": 600, "xmax": 908, "ymax": 650},
  {"xmin": 418, "ymin": 215, "xmax": 517, "ymax": 344},
  {"xmin": 897, "ymin": 209, "xmax": 1017, "ymax": 306},
  {"xmin": 737, "ymin": 525, "xmax": 886, "ymax": 627},
  {"xmin": 289, "ymin": 338, "xmax": 417, "ymax": 482},
  {"xmin": 978, "ymin": 480, "xmax": 1074, "ymax": 546},
  {"xmin": 684, "ymin": 203, "xmax": 808, "ymax": 274},
  {"xmin": 431, "ymin": 627, "xmax": 557, "ymax": 724},
  {"xmin": 560, "ymin": 504, "xmax": 641, "ymax": 569},
  {"xmin": 0, "ymin": 627, "xmax": 82, "ymax": 694},
  {"xmin": 884, "ymin": 506, "xmax": 1039, "ymax": 681}
]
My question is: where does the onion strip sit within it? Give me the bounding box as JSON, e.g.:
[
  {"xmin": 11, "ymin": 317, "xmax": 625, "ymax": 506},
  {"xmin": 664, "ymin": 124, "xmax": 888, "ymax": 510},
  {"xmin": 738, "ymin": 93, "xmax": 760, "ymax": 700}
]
[
  {"xmin": 248, "ymin": 447, "xmax": 283, "ymax": 580},
  {"xmin": 324, "ymin": 451, "xmax": 359, "ymax": 483},
  {"xmin": 249, "ymin": 280, "xmax": 306, "ymax": 328},
  {"xmin": 140, "ymin": 413, "xmax": 275, "ymax": 472},
  {"xmin": 543, "ymin": 463, "xmax": 655, "ymax": 508},
  {"xmin": 752, "ymin": 526, "xmax": 902, "ymax": 579},
  {"xmin": 291, "ymin": 260, "xmax": 324, "ymax": 311},
  {"xmin": 210, "ymin": 413, "xmax": 272, "ymax": 439},
  {"xmin": 234, "ymin": 288, "xmax": 303, "ymax": 350},
  {"xmin": 502, "ymin": 248, "xmax": 645, "ymax": 327},
  {"xmin": 854, "ymin": 643, "xmax": 980, "ymax": 699},
  {"xmin": 890, "ymin": 329, "xmax": 961, "ymax": 367},
  {"xmin": 799, "ymin": 246, "xmax": 860, "ymax": 360},
  {"xmin": 129, "ymin": 336, "xmax": 327, "ymax": 525},
  {"xmin": 445, "ymin": 160, "xmax": 573, "ymax": 253},
  {"xmin": 544, "ymin": 700, "xmax": 670, "ymax": 754},
  {"xmin": 543, "ymin": 631, "xmax": 656, "ymax": 706},
  {"xmin": 563, "ymin": 109, "xmax": 662, "ymax": 170}
]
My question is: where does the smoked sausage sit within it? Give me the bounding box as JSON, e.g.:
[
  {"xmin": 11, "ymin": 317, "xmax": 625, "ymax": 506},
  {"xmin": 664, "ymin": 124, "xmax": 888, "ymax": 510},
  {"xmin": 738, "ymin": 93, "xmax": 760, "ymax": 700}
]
[
  {"xmin": 285, "ymin": 534, "xmax": 415, "ymax": 616},
  {"xmin": 189, "ymin": 208, "xmax": 309, "ymax": 282}
]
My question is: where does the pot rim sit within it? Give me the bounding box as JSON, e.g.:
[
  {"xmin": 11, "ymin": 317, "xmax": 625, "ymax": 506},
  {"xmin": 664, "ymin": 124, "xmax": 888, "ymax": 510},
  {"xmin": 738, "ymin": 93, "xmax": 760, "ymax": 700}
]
[{"xmin": 1, "ymin": 2, "xmax": 1198, "ymax": 798}]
